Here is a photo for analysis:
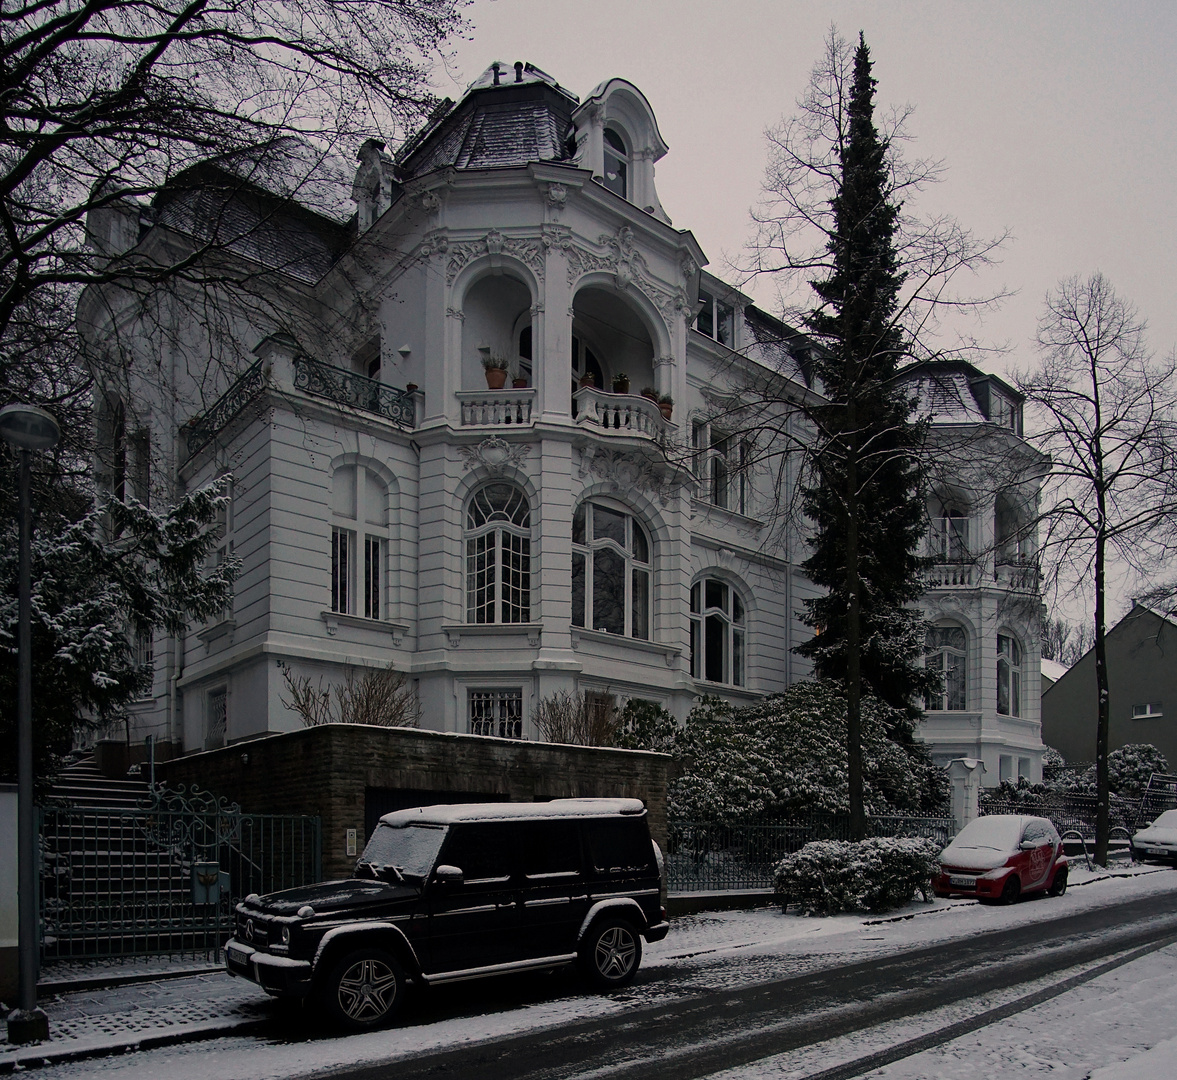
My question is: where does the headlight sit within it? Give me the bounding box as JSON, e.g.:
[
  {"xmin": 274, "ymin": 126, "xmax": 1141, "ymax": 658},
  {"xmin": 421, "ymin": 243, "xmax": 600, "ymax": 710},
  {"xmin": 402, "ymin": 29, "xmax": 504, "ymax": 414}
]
[{"xmin": 281, "ymin": 925, "xmax": 291, "ymax": 946}]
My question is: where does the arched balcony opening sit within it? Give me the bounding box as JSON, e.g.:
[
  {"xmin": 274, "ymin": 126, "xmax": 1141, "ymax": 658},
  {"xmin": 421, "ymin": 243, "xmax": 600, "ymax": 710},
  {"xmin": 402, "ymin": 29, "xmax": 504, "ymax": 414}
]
[{"xmin": 461, "ymin": 272, "xmax": 533, "ymax": 391}]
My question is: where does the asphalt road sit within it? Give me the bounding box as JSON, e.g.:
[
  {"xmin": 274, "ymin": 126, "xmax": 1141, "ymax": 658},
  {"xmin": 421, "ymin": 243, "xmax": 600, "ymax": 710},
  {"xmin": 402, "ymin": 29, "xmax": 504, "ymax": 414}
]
[{"xmin": 315, "ymin": 892, "xmax": 1177, "ymax": 1080}]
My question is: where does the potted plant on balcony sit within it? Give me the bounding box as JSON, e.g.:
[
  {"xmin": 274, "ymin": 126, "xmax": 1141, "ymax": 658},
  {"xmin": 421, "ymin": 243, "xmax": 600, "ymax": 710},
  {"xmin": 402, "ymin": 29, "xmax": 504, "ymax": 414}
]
[
  {"xmin": 578, "ymin": 371, "xmax": 596, "ymax": 390},
  {"xmin": 641, "ymin": 386, "xmax": 658, "ymax": 402},
  {"xmin": 512, "ymin": 366, "xmax": 529, "ymax": 388},
  {"xmin": 658, "ymin": 393, "xmax": 674, "ymax": 420},
  {"xmin": 482, "ymin": 354, "xmax": 509, "ymax": 389},
  {"xmin": 612, "ymin": 373, "xmax": 630, "ymax": 394}
]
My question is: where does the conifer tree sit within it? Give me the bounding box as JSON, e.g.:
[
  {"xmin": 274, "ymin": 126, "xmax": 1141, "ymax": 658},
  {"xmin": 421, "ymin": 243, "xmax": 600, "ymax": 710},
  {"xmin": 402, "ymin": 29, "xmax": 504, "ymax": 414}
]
[{"xmin": 794, "ymin": 35, "xmax": 936, "ymax": 838}]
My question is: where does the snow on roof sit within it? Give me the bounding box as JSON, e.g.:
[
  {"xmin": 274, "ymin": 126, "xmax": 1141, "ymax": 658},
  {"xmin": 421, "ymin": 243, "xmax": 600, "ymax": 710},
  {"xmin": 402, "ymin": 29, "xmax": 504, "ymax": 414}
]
[
  {"xmin": 378, "ymin": 798, "xmax": 646, "ymax": 827},
  {"xmin": 907, "ymin": 367, "xmax": 988, "ymax": 424},
  {"xmin": 1042, "ymin": 658, "xmax": 1070, "ymax": 683}
]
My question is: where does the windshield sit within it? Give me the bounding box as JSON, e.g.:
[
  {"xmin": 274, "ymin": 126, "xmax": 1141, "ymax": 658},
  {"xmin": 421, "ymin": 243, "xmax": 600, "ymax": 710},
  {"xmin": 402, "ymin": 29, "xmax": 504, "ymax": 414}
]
[
  {"xmin": 359, "ymin": 824, "xmax": 446, "ymax": 880},
  {"xmin": 1151, "ymin": 810, "xmax": 1177, "ymax": 829},
  {"xmin": 950, "ymin": 816, "xmax": 1023, "ymax": 851}
]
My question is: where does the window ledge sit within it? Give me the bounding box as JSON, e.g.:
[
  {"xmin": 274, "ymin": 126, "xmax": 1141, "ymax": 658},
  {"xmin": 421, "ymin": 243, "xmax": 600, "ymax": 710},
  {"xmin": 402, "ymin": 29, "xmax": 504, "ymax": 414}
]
[
  {"xmin": 443, "ymin": 622, "xmax": 543, "ymax": 647},
  {"xmin": 196, "ymin": 619, "xmax": 235, "ymax": 647},
  {"xmin": 321, "ymin": 611, "xmax": 409, "ymax": 646},
  {"xmin": 690, "ymin": 498, "xmax": 765, "ymax": 529},
  {"xmin": 571, "ymin": 627, "xmax": 680, "ymax": 668},
  {"xmin": 690, "ymin": 679, "xmax": 762, "ymax": 700}
]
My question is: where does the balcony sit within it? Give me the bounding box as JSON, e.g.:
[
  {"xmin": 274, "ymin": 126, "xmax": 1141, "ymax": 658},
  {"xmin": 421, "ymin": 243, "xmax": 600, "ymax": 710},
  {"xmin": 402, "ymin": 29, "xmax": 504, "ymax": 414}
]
[
  {"xmin": 293, "ymin": 356, "xmax": 416, "ymax": 427},
  {"xmin": 926, "ymin": 563, "xmax": 976, "ymax": 589},
  {"xmin": 184, "ymin": 359, "xmax": 266, "ymax": 458},
  {"xmin": 457, "ymin": 388, "xmax": 534, "ymax": 427},
  {"xmin": 573, "ymin": 387, "xmax": 673, "ymax": 441},
  {"xmin": 996, "ymin": 560, "xmax": 1039, "ymax": 593}
]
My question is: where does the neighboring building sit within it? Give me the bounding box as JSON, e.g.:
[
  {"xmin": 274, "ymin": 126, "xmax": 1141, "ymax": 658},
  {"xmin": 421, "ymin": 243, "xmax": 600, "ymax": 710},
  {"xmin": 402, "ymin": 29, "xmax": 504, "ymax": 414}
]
[
  {"xmin": 1042, "ymin": 605, "xmax": 1177, "ymax": 769},
  {"xmin": 1041, "ymin": 658, "xmax": 1069, "ymax": 692},
  {"xmin": 78, "ymin": 61, "xmax": 1046, "ymax": 784}
]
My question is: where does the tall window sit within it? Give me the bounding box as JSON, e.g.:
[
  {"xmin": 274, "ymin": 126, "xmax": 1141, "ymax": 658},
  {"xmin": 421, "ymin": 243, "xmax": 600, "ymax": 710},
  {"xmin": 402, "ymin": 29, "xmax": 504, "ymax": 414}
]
[
  {"xmin": 695, "ymin": 291, "xmax": 735, "ymax": 347},
  {"xmin": 925, "ymin": 625, "xmax": 967, "ymax": 710},
  {"xmin": 603, "ymin": 127, "xmax": 628, "ymax": 198},
  {"xmin": 331, "ymin": 465, "xmax": 388, "ymax": 620},
  {"xmin": 572, "ymin": 501, "xmax": 650, "ymax": 639},
  {"xmin": 690, "ymin": 578, "xmax": 746, "ymax": 686},
  {"xmin": 469, "ymin": 688, "xmax": 523, "ymax": 739},
  {"xmin": 692, "ymin": 421, "xmax": 750, "ymax": 514},
  {"xmin": 930, "ymin": 504, "xmax": 970, "ymax": 562},
  {"xmin": 205, "ymin": 688, "xmax": 227, "ymax": 750},
  {"xmin": 997, "ymin": 633, "xmax": 1022, "ymax": 717},
  {"xmin": 466, "ymin": 483, "xmax": 531, "ymax": 624},
  {"xmin": 995, "ymin": 495, "xmax": 1029, "ymax": 565}
]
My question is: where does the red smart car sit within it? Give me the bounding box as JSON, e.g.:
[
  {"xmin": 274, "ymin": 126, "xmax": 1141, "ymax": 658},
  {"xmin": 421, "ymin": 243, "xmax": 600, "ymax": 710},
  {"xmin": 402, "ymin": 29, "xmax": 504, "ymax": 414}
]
[{"xmin": 932, "ymin": 815, "xmax": 1068, "ymax": 904}]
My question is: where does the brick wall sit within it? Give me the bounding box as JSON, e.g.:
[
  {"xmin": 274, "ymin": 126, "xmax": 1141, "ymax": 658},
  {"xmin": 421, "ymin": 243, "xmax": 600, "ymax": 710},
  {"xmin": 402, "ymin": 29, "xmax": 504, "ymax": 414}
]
[{"xmin": 159, "ymin": 726, "xmax": 669, "ymax": 879}]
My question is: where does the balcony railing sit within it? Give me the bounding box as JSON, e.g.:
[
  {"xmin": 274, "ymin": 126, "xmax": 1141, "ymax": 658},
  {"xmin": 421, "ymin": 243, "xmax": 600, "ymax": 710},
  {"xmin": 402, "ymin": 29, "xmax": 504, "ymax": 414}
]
[
  {"xmin": 996, "ymin": 561, "xmax": 1039, "ymax": 592},
  {"xmin": 458, "ymin": 388, "xmax": 534, "ymax": 427},
  {"xmin": 292, "ymin": 356, "xmax": 415, "ymax": 428},
  {"xmin": 184, "ymin": 360, "xmax": 266, "ymax": 458},
  {"xmin": 926, "ymin": 562, "xmax": 976, "ymax": 588},
  {"xmin": 573, "ymin": 387, "xmax": 671, "ymax": 439}
]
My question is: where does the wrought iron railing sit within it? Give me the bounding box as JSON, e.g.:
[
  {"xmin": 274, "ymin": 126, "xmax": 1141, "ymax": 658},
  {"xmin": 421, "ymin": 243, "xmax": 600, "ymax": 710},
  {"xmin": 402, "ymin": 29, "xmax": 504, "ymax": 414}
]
[
  {"xmin": 293, "ymin": 356, "xmax": 415, "ymax": 427},
  {"xmin": 184, "ymin": 360, "xmax": 267, "ymax": 458},
  {"xmin": 39, "ymin": 784, "xmax": 321, "ymax": 960},
  {"xmin": 980, "ymin": 793, "xmax": 1141, "ymax": 836},
  {"xmin": 666, "ymin": 813, "xmax": 953, "ymax": 893}
]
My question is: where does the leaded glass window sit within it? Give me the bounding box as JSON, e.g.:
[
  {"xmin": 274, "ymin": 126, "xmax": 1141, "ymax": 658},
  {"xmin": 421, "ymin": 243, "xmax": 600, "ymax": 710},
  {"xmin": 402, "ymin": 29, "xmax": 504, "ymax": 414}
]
[
  {"xmin": 572, "ymin": 502, "xmax": 650, "ymax": 640},
  {"xmin": 997, "ymin": 633, "xmax": 1023, "ymax": 717},
  {"xmin": 690, "ymin": 577, "xmax": 746, "ymax": 686},
  {"xmin": 465, "ymin": 483, "xmax": 531, "ymax": 624},
  {"xmin": 925, "ymin": 625, "xmax": 967, "ymax": 711}
]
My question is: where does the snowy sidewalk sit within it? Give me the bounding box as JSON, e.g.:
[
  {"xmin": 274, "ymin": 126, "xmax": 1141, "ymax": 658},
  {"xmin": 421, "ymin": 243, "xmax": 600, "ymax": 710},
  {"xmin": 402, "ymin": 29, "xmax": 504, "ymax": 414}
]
[{"xmin": 1, "ymin": 864, "xmax": 1173, "ymax": 1075}]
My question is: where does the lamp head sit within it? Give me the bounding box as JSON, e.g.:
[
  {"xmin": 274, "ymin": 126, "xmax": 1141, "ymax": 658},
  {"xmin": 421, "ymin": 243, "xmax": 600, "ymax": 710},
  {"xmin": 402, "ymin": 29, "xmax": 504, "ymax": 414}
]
[{"xmin": 0, "ymin": 404, "xmax": 60, "ymax": 452}]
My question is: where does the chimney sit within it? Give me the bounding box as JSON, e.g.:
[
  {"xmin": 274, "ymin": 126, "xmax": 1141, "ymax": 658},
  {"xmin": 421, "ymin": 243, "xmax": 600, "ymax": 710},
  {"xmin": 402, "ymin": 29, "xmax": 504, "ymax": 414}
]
[
  {"xmin": 492, "ymin": 61, "xmax": 501, "ymax": 86},
  {"xmin": 514, "ymin": 61, "xmax": 524, "ymax": 83}
]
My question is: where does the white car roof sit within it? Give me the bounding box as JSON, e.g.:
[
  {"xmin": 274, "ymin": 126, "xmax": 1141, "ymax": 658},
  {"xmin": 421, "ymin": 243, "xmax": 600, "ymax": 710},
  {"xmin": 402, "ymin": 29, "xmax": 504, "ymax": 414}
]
[{"xmin": 378, "ymin": 798, "xmax": 646, "ymax": 827}]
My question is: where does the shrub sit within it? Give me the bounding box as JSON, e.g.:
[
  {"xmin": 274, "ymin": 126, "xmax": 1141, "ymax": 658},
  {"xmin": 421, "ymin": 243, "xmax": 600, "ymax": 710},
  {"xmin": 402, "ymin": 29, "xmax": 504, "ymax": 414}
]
[{"xmin": 774, "ymin": 836, "xmax": 941, "ymax": 915}]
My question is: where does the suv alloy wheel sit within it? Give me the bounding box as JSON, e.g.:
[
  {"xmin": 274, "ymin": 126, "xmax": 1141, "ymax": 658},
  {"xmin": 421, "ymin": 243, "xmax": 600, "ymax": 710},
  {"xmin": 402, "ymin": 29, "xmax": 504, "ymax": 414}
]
[
  {"xmin": 321, "ymin": 948, "xmax": 405, "ymax": 1030},
  {"xmin": 581, "ymin": 918, "xmax": 641, "ymax": 989}
]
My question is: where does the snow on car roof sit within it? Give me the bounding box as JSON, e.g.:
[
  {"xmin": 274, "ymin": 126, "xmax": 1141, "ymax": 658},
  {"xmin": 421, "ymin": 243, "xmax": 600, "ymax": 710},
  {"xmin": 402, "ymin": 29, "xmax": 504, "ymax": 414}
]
[
  {"xmin": 950, "ymin": 814, "xmax": 1042, "ymax": 848},
  {"xmin": 378, "ymin": 799, "xmax": 646, "ymax": 827}
]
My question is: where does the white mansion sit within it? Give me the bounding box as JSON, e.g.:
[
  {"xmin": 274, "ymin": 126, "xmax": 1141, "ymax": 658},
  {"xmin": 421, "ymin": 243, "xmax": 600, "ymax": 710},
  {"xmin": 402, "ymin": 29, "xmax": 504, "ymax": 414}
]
[{"xmin": 80, "ymin": 61, "xmax": 1047, "ymax": 785}]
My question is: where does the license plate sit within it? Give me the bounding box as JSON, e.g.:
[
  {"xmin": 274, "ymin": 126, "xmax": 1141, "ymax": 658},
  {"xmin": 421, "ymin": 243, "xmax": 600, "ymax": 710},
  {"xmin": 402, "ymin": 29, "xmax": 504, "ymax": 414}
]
[
  {"xmin": 1146, "ymin": 847, "xmax": 1168, "ymax": 855},
  {"xmin": 226, "ymin": 942, "xmax": 251, "ymax": 964},
  {"xmin": 949, "ymin": 875, "xmax": 977, "ymax": 888}
]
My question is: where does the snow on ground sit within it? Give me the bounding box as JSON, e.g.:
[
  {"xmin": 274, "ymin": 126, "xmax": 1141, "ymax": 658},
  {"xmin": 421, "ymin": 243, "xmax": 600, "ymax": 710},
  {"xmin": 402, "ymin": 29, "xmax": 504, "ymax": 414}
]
[{"xmin": 27, "ymin": 867, "xmax": 1177, "ymax": 1080}]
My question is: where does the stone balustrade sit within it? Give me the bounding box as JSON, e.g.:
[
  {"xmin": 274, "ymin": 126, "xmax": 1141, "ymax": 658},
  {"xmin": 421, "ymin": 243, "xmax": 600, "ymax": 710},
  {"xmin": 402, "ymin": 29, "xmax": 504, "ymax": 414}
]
[
  {"xmin": 457, "ymin": 389, "xmax": 534, "ymax": 427},
  {"xmin": 573, "ymin": 386, "xmax": 671, "ymax": 439},
  {"xmin": 927, "ymin": 562, "xmax": 976, "ymax": 588}
]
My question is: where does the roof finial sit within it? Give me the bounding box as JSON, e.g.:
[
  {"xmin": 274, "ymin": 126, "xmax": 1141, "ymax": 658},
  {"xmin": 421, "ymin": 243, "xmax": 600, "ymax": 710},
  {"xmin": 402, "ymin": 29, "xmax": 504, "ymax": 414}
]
[
  {"xmin": 514, "ymin": 61, "xmax": 524, "ymax": 83},
  {"xmin": 491, "ymin": 61, "xmax": 501, "ymax": 86}
]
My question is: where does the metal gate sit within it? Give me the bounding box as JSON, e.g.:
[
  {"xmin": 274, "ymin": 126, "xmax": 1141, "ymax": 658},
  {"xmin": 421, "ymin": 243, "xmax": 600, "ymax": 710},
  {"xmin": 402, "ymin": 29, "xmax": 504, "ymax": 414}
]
[{"xmin": 40, "ymin": 785, "xmax": 321, "ymax": 960}]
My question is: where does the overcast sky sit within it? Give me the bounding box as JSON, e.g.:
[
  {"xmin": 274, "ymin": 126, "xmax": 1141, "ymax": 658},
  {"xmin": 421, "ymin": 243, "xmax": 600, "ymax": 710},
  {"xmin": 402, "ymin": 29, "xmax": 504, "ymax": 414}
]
[{"xmin": 438, "ymin": 0, "xmax": 1177, "ymax": 384}]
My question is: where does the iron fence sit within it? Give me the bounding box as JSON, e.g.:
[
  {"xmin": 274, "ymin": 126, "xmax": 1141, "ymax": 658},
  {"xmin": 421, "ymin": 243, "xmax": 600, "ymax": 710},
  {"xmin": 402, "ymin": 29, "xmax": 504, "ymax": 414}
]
[
  {"xmin": 666, "ymin": 813, "xmax": 953, "ymax": 893},
  {"xmin": 981, "ymin": 794, "xmax": 1140, "ymax": 837},
  {"xmin": 40, "ymin": 788, "xmax": 320, "ymax": 960}
]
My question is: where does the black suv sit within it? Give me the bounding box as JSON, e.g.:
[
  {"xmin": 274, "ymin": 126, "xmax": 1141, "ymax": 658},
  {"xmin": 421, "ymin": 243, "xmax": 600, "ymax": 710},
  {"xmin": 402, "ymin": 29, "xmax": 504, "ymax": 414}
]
[{"xmin": 224, "ymin": 798, "xmax": 669, "ymax": 1029}]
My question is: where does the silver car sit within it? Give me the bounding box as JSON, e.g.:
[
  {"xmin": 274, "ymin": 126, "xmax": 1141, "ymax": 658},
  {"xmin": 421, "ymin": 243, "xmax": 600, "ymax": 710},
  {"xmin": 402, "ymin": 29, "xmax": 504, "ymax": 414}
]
[{"xmin": 1130, "ymin": 809, "xmax": 1177, "ymax": 864}]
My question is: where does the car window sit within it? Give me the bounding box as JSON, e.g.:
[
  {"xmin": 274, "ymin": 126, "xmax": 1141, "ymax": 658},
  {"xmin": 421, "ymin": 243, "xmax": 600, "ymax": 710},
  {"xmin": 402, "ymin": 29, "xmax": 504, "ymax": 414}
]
[
  {"xmin": 586, "ymin": 818, "xmax": 654, "ymax": 874},
  {"xmin": 518, "ymin": 821, "xmax": 581, "ymax": 878},
  {"xmin": 360, "ymin": 823, "xmax": 446, "ymax": 879},
  {"xmin": 951, "ymin": 816, "xmax": 1022, "ymax": 850},
  {"xmin": 438, "ymin": 823, "xmax": 515, "ymax": 882},
  {"xmin": 1022, "ymin": 821, "xmax": 1049, "ymax": 844}
]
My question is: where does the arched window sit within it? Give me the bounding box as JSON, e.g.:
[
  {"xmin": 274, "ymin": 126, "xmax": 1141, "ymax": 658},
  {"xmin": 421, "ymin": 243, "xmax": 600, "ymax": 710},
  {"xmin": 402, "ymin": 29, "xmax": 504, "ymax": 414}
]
[
  {"xmin": 930, "ymin": 501, "xmax": 970, "ymax": 562},
  {"xmin": 331, "ymin": 465, "xmax": 388, "ymax": 619},
  {"xmin": 690, "ymin": 578, "xmax": 746, "ymax": 686},
  {"xmin": 603, "ymin": 127, "xmax": 628, "ymax": 198},
  {"xmin": 925, "ymin": 625, "xmax": 967, "ymax": 710},
  {"xmin": 995, "ymin": 495, "xmax": 1029, "ymax": 565},
  {"xmin": 572, "ymin": 501, "xmax": 650, "ymax": 639},
  {"xmin": 466, "ymin": 483, "xmax": 531, "ymax": 624},
  {"xmin": 997, "ymin": 633, "xmax": 1023, "ymax": 717}
]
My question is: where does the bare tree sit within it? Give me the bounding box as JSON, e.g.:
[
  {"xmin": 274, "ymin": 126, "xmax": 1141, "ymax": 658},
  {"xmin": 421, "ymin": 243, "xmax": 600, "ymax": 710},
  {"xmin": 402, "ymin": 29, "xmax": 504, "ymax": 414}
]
[
  {"xmin": 278, "ymin": 661, "xmax": 419, "ymax": 728},
  {"xmin": 532, "ymin": 691, "xmax": 619, "ymax": 748},
  {"xmin": 1017, "ymin": 272, "xmax": 1177, "ymax": 864}
]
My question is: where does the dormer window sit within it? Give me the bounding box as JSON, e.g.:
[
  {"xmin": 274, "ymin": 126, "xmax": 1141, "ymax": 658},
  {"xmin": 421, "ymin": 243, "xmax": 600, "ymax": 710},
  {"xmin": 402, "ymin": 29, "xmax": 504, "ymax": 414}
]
[
  {"xmin": 990, "ymin": 393, "xmax": 1021, "ymax": 434},
  {"xmin": 696, "ymin": 291, "xmax": 735, "ymax": 347},
  {"xmin": 603, "ymin": 128, "xmax": 628, "ymax": 198}
]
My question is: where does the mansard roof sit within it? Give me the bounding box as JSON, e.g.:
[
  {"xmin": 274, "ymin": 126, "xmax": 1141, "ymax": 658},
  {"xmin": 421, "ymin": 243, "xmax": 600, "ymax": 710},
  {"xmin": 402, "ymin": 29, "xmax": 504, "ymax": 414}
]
[
  {"xmin": 899, "ymin": 358, "xmax": 1023, "ymax": 426},
  {"xmin": 395, "ymin": 62, "xmax": 579, "ymax": 179}
]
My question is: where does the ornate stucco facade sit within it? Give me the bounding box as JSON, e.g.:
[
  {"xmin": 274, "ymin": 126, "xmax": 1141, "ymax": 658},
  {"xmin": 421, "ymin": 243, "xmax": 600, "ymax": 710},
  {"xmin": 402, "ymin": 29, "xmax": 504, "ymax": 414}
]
[{"xmin": 79, "ymin": 62, "xmax": 1046, "ymax": 785}]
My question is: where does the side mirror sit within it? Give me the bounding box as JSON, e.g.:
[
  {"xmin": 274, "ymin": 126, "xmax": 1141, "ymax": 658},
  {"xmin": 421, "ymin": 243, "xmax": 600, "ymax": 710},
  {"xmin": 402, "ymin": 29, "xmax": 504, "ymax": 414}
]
[
  {"xmin": 1019, "ymin": 840, "xmax": 1036, "ymax": 850},
  {"xmin": 433, "ymin": 864, "xmax": 464, "ymax": 886}
]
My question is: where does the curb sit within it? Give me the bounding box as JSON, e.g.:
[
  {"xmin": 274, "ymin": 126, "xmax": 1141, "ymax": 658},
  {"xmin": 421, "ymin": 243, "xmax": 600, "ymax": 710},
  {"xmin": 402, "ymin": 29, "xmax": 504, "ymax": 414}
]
[
  {"xmin": 0, "ymin": 1017, "xmax": 266, "ymax": 1074},
  {"xmin": 38, "ymin": 964, "xmax": 225, "ymax": 998}
]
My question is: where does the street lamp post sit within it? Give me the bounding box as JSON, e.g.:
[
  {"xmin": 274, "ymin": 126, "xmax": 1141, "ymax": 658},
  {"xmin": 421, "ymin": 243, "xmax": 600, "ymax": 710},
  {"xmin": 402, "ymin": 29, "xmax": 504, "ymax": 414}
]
[{"xmin": 1, "ymin": 403, "xmax": 60, "ymax": 1045}]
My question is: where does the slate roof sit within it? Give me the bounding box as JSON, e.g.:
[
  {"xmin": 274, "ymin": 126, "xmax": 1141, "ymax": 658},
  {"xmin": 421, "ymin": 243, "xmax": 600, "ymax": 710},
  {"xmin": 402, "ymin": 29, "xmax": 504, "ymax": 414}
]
[{"xmin": 396, "ymin": 62, "xmax": 577, "ymax": 179}]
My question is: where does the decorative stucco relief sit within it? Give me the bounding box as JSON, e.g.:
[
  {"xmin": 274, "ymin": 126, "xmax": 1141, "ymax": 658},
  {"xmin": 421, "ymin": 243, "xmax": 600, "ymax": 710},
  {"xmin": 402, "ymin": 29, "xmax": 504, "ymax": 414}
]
[
  {"xmin": 576, "ymin": 444, "xmax": 677, "ymax": 507},
  {"xmin": 459, "ymin": 437, "xmax": 533, "ymax": 476},
  {"xmin": 444, "ymin": 230, "xmax": 546, "ymax": 285}
]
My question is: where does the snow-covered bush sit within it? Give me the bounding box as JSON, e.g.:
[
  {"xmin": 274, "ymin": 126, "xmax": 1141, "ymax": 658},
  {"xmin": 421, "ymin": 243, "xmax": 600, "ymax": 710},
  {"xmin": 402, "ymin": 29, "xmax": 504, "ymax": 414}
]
[
  {"xmin": 669, "ymin": 681, "xmax": 948, "ymax": 821},
  {"xmin": 1108, "ymin": 744, "xmax": 1169, "ymax": 794},
  {"xmin": 612, "ymin": 697, "xmax": 679, "ymax": 753},
  {"xmin": 774, "ymin": 836, "xmax": 941, "ymax": 915}
]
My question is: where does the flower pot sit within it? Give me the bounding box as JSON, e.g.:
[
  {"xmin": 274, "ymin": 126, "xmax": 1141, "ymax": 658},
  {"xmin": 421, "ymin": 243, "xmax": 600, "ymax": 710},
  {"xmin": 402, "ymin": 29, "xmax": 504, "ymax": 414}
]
[
  {"xmin": 612, "ymin": 377, "xmax": 630, "ymax": 394},
  {"xmin": 513, "ymin": 377, "xmax": 529, "ymax": 388},
  {"xmin": 641, "ymin": 389, "xmax": 658, "ymax": 402},
  {"xmin": 579, "ymin": 374, "xmax": 596, "ymax": 389},
  {"xmin": 485, "ymin": 367, "xmax": 508, "ymax": 389},
  {"xmin": 405, "ymin": 382, "xmax": 418, "ymax": 392},
  {"xmin": 659, "ymin": 402, "xmax": 674, "ymax": 420}
]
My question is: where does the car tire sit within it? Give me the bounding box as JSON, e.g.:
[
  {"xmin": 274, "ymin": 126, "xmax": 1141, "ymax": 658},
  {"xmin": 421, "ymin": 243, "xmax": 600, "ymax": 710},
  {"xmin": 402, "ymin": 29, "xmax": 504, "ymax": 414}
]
[
  {"xmin": 320, "ymin": 948, "xmax": 405, "ymax": 1031},
  {"xmin": 1048, "ymin": 868, "xmax": 1068, "ymax": 897},
  {"xmin": 999, "ymin": 875, "xmax": 1021, "ymax": 905},
  {"xmin": 580, "ymin": 917, "xmax": 642, "ymax": 990}
]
